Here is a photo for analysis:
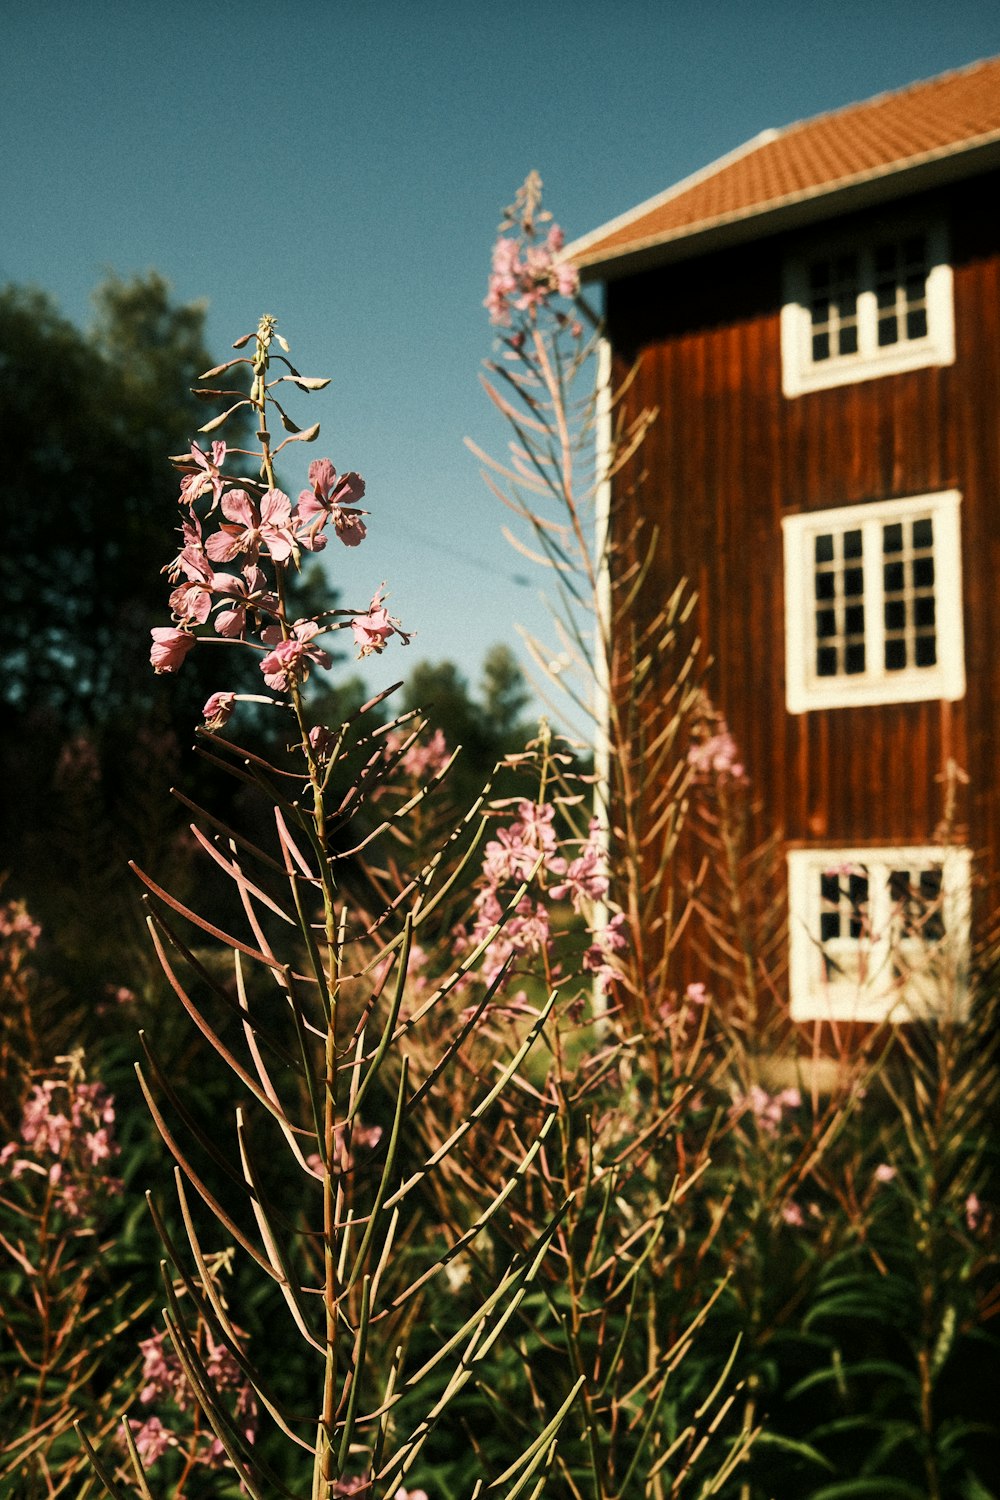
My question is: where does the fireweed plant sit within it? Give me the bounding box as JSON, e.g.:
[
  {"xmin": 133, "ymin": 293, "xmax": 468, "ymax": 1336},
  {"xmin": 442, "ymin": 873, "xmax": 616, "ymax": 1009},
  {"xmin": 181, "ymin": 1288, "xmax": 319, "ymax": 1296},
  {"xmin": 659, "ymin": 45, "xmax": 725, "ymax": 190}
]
[
  {"xmin": 473, "ymin": 176, "xmax": 999, "ymax": 1498},
  {"xmin": 76, "ymin": 311, "xmax": 737, "ymax": 1499},
  {"xmin": 0, "ymin": 899, "xmax": 146, "ymax": 1497}
]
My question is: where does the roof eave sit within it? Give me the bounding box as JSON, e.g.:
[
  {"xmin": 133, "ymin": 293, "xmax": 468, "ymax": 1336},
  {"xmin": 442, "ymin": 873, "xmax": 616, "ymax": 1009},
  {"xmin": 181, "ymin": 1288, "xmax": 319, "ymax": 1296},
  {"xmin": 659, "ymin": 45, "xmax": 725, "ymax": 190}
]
[{"xmin": 574, "ymin": 133, "xmax": 1000, "ymax": 284}]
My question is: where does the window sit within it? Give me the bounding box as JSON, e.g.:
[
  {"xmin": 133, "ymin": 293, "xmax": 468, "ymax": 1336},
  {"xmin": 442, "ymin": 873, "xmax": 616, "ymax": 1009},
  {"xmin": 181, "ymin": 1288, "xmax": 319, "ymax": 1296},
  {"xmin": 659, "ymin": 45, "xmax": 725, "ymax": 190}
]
[
  {"xmin": 787, "ymin": 846, "xmax": 972, "ymax": 1022},
  {"xmin": 782, "ymin": 491, "xmax": 964, "ymax": 713},
  {"xmin": 781, "ymin": 223, "xmax": 954, "ymax": 397}
]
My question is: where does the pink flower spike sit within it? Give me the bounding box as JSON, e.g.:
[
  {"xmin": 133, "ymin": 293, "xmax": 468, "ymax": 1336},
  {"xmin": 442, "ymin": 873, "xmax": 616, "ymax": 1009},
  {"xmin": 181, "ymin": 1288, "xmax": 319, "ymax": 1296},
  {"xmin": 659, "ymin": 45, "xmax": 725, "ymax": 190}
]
[
  {"xmin": 203, "ymin": 692, "xmax": 236, "ymax": 731},
  {"xmin": 150, "ymin": 627, "xmax": 195, "ymax": 674}
]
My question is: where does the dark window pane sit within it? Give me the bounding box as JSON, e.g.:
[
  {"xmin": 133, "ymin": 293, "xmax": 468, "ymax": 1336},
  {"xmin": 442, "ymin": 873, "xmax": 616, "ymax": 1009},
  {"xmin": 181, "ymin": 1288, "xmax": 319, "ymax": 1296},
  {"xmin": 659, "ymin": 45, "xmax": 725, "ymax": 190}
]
[
  {"xmin": 812, "ymin": 331, "xmax": 830, "ymax": 362},
  {"xmin": 913, "ymin": 556, "xmax": 935, "ymax": 587},
  {"xmin": 876, "ymin": 281, "xmax": 896, "ymax": 308},
  {"xmin": 815, "ymin": 533, "xmax": 834, "ymax": 563},
  {"xmin": 845, "ymin": 642, "xmax": 866, "ymax": 674},
  {"xmin": 843, "ymin": 567, "xmax": 864, "ymax": 596},
  {"xmin": 844, "ymin": 604, "xmax": 865, "ymax": 634},
  {"xmin": 820, "ymin": 911, "xmax": 841, "ymax": 943},
  {"xmin": 821, "ymin": 873, "xmax": 840, "ymax": 905},
  {"xmin": 885, "ymin": 599, "xmax": 906, "ymax": 630},
  {"xmin": 915, "ymin": 635, "xmax": 937, "ymax": 667},
  {"xmin": 912, "ymin": 517, "xmax": 933, "ymax": 549},
  {"xmin": 849, "ymin": 873, "xmax": 869, "ymax": 938},
  {"xmin": 914, "ymin": 596, "xmax": 936, "ymax": 628},
  {"xmin": 817, "ymin": 646, "xmax": 838, "ymax": 677},
  {"xmin": 878, "ymin": 315, "xmax": 899, "ymax": 347},
  {"xmin": 884, "ymin": 561, "xmax": 905, "ymax": 592},
  {"xmin": 906, "ymin": 308, "xmax": 928, "ymax": 340},
  {"xmin": 810, "ymin": 299, "xmax": 827, "ymax": 324},
  {"xmin": 839, "ymin": 324, "xmax": 858, "ymax": 355},
  {"xmin": 921, "ymin": 868, "xmax": 945, "ymax": 941},
  {"xmin": 885, "ymin": 638, "xmax": 908, "ymax": 671},
  {"xmin": 843, "ymin": 529, "xmax": 863, "ymax": 559},
  {"xmin": 815, "ymin": 571, "xmax": 836, "ymax": 600},
  {"xmin": 816, "ymin": 609, "xmax": 837, "ymax": 638},
  {"xmin": 889, "ymin": 869, "xmax": 911, "ymax": 905},
  {"xmin": 883, "ymin": 522, "xmax": 903, "ymax": 553}
]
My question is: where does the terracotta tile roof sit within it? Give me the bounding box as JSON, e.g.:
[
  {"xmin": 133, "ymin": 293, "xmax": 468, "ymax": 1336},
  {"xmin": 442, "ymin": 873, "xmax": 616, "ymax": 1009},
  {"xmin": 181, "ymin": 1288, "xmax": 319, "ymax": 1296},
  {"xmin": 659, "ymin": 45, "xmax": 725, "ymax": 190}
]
[{"xmin": 571, "ymin": 56, "xmax": 1000, "ymax": 277}]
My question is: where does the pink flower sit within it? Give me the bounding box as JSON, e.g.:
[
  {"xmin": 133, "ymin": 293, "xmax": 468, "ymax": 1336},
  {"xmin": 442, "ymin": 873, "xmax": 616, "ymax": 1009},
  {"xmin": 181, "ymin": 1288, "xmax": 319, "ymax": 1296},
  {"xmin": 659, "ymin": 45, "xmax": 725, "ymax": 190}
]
[
  {"xmin": 733, "ymin": 1084, "xmax": 801, "ymax": 1135},
  {"xmin": 150, "ymin": 627, "xmax": 195, "ymax": 674},
  {"xmin": 479, "ymin": 897, "xmax": 551, "ymax": 985},
  {"xmin": 352, "ymin": 589, "xmax": 399, "ymax": 658},
  {"xmin": 874, "ymin": 1163, "xmax": 897, "ymax": 1185},
  {"xmin": 202, "ymin": 692, "xmax": 236, "ymax": 731},
  {"xmin": 168, "ymin": 548, "xmax": 216, "ymax": 625},
  {"xmin": 308, "ymin": 725, "xmax": 334, "ymax": 762},
  {"xmin": 297, "ymin": 458, "xmax": 367, "ymax": 550},
  {"xmin": 685, "ymin": 982, "xmax": 709, "ymax": 1005},
  {"xmin": 212, "ymin": 565, "xmax": 274, "ymax": 639},
  {"xmin": 688, "ymin": 729, "xmax": 746, "ymax": 782},
  {"xmin": 781, "ymin": 1201, "xmax": 805, "ymax": 1228},
  {"xmin": 966, "ymin": 1193, "xmax": 983, "ymax": 1231},
  {"xmin": 206, "ymin": 489, "xmax": 296, "ymax": 565},
  {"xmin": 0, "ymin": 899, "xmax": 41, "ymax": 950},
  {"xmin": 548, "ymin": 823, "xmax": 608, "ymax": 911},
  {"xmin": 583, "ymin": 913, "xmax": 628, "ymax": 992},
  {"xmin": 177, "ymin": 441, "xmax": 226, "ymax": 508},
  {"xmin": 384, "ymin": 727, "xmax": 451, "ymax": 781},
  {"xmin": 260, "ymin": 620, "xmax": 332, "ymax": 691},
  {"xmin": 129, "ymin": 1416, "xmax": 177, "ymax": 1466},
  {"xmin": 163, "ymin": 513, "xmax": 205, "ymax": 582},
  {"xmin": 485, "ymin": 225, "xmax": 579, "ymax": 325}
]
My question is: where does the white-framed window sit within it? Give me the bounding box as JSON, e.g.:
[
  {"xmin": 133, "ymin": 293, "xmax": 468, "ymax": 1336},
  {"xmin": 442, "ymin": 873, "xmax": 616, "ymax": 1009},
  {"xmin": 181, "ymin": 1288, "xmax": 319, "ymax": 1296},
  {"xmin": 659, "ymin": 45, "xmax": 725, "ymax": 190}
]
[
  {"xmin": 787, "ymin": 846, "xmax": 972, "ymax": 1022},
  {"xmin": 781, "ymin": 222, "xmax": 954, "ymax": 397},
  {"xmin": 782, "ymin": 490, "xmax": 964, "ymax": 713}
]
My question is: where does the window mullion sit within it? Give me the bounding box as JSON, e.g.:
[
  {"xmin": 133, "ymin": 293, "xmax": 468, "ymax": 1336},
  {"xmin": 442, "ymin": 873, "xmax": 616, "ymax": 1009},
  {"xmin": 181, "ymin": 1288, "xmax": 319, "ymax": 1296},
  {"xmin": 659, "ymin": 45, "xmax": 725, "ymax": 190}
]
[{"xmin": 869, "ymin": 859, "xmax": 891, "ymax": 1002}]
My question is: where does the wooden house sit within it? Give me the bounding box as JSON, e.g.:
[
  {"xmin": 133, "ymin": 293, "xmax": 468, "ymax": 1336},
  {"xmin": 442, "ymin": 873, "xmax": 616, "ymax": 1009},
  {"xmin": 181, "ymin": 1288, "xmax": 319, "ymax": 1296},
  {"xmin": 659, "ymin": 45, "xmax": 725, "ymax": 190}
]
[{"xmin": 569, "ymin": 58, "xmax": 1000, "ymax": 1022}]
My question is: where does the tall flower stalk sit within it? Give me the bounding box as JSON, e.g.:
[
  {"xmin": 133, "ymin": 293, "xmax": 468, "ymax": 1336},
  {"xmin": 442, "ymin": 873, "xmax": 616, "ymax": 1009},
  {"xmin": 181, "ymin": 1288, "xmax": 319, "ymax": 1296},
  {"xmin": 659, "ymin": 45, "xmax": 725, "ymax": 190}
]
[{"xmin": 82, "ymin": 315, "xmax": 667, "ymax": 1498}]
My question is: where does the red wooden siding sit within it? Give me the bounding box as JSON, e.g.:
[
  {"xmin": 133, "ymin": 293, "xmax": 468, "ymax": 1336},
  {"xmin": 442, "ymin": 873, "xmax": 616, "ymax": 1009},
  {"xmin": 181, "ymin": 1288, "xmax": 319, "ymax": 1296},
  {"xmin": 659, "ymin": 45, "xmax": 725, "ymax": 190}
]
[{"xmin": 606, "ymin": 174, "xmax": 1000, "ymax": 909}]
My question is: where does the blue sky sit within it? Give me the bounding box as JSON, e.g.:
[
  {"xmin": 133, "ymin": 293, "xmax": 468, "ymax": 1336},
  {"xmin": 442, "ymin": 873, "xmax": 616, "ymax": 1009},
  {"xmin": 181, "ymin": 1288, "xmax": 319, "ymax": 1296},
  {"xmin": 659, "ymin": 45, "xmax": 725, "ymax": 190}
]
[{"xmin": 4, "ymin": 0, "xmax": 999, "ymax": 714}]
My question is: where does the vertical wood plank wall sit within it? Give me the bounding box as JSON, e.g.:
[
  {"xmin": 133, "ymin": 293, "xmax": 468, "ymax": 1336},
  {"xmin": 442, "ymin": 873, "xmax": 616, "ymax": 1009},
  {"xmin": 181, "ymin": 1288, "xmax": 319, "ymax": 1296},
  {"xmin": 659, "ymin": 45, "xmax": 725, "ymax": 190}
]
[{"xmin": 605, "ymin": 176, "xmax": 1000, "ymax": 924}]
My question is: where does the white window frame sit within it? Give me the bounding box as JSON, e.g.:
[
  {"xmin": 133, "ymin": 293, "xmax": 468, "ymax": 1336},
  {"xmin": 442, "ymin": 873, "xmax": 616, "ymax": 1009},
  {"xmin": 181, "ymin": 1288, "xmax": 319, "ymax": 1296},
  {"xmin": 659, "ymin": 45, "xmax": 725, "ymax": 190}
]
[
  {"xmin": 788, "ymin": 846, "xmax": 972, "ymax": 1023},
  {"xmin": 782, "ymin": 490, "xmax": 965, "ymax": 714},
  {"xmin": 781, "ymin": 221, "xmax": 954, "ymax": 398}
]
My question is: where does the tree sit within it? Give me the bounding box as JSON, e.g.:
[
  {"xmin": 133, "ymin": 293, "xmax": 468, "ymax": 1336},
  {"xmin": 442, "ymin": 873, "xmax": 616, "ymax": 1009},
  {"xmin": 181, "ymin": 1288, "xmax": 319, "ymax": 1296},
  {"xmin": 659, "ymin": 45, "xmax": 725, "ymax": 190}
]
[
  {"xmin": 0, "ymin": 273, "xmax": 257, "ymax": 725},
  {"xmin": 400, "ymin": 646, "xmax": 535, "ymax": 808},
  {"xmin": 480, "ymin": 643, "xmax": 533, "ymax": 753}
]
